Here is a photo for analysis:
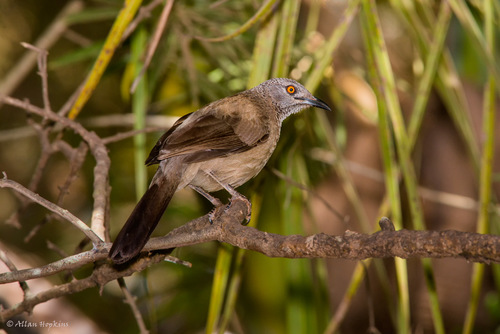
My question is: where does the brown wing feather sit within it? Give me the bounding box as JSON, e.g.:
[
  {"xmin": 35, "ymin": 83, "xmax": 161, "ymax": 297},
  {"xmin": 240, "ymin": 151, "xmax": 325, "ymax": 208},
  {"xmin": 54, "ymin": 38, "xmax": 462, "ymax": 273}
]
[
  {"xmin": 145, "ymin": 112, "xmax": 193, "ymax": 165},
  {"xmin": 146, "ymin": 95, "xmax": 271, "ymax": 165}
]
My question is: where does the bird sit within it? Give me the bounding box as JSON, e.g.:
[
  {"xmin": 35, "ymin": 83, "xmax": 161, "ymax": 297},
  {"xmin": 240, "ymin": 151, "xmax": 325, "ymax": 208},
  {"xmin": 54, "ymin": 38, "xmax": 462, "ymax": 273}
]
[{"xmin": 109, "ymin": 78, "xmax": 331, "ymax": 264}]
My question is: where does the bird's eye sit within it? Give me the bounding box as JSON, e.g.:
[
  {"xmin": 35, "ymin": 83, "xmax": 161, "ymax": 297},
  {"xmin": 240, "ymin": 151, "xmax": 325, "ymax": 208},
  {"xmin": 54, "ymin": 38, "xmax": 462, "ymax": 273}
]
[{"xmin": 286, "ymin": 85, "xmax": 296, "ymax": 95}]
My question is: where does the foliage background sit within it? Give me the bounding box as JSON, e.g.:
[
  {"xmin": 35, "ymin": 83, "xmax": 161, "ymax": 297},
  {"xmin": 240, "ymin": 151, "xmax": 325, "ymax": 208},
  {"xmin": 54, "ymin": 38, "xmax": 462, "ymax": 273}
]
[{"xmin": 0, "ymin": 0, "xmax": 499, "ymax": 333}]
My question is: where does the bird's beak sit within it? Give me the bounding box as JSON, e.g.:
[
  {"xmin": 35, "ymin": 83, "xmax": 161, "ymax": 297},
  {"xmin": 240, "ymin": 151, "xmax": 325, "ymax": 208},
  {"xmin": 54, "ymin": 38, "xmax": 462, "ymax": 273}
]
[{"xmin": 296, "ymin": 96, "xmax": 332, "ymax": 111}]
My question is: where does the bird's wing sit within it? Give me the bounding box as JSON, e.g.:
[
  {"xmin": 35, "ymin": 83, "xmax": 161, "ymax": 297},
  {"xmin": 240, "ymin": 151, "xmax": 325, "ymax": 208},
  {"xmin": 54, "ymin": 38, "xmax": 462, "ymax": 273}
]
[
  {"xmin": 145, "ymin": 112, "xmax": 192, "ymax": 165},
  {"xmin": 146, "ymin": 97, "xmax": 270, "ymax": 165}
]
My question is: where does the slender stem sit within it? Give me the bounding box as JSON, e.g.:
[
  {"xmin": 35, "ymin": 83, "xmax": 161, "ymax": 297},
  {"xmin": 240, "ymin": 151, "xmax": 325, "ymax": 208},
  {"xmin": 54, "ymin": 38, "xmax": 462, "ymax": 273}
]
[{"xmin": 462, "ymin": 0, "xmax": 497, "ymax": 332}]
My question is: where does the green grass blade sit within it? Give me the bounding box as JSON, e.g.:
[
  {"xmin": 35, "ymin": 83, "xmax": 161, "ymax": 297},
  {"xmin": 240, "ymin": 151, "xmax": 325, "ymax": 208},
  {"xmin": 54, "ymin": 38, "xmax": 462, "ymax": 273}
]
[
  {"xmin": 206, "ymin": 243, "xmax": 233, "ymax": 334},
  {"xmin": 281, "ymin": 150, "xmax": 316, "ymax": 334},
  {"xmin": 408, "ymin": 1, "xmax": 451, "ymax": 149},
  {"xmin": 66, "ymin": 7, "xmax": 120, "ymax": 24},
  {"xmin": 49, "ymin": 42, "xmax": 103, "ymax": 69},
  {"xmin": 272, "ymin": 0, "xmax": 300, "ymax": 77},
  {"xmin": 362, "ymin": 1, "xmax": 448, "ymax": 332},
  {"xmin": 462, "ymin": 1, "xmax": 497, "ymax": 331},
  {"xmin": 68, "ymin": 0, "xmax": 143, "ymax": 119},
  {"xmin": 391, "ymin": 0, "xmax": 480, "ymax": 169},
  {"xmin": 305, "ymin": 0, "xmax": 360, "ymax": 92},
  {"xmin": 194, "ymin": 0, "xmax": 279, "ymax": 43},
  {"xmin": 448, "ymin": 0, "xmax": 500, "ymax": 95},
  {"xmin": 360, "ymin": 2, "xmax": 410, "ymax": 332},
  {"xmin": 324, "ymin": 261, "xmax": 369, "ymax": 334},
  {"xmin": 216, "ymin": 247, "xmax": 244, "ymax": 334},
  {"xmin": 403, "ymin": 3, "xmax": 452, "ymax": 332},
  {"xmin": 217, "ymin": 193, "xmax": 263, "ymax": 334},
  {"xmin": 130, "ymin": 28, "xmax": 149, "ymax": 198},
  {"xmin": 304, "ymin": 0, "xmax": 321, "ymax": 37},
  {"xmin": 247, "ymin": 9, "xmax": 280, "ymax": 87}
]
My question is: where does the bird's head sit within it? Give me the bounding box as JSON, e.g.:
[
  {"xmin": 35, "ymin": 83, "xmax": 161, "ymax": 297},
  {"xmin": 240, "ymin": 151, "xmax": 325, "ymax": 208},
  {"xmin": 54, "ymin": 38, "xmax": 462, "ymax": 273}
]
[{"xmin": 255, "ymin": 78, "xmax": 331, "ymax": 122}]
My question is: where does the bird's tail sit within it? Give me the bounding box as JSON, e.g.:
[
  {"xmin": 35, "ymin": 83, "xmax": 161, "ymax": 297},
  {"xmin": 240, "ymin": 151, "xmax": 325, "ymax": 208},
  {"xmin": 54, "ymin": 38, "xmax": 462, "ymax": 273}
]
[{"xmin": 109, "ymin": 167, "xmax": 181, "ymax": 264}]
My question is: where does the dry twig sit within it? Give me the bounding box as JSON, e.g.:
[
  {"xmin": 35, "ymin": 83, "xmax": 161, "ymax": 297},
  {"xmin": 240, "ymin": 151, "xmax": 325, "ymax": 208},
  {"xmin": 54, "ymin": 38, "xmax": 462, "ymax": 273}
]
[{"xmin": 0, "ymin": 174, "xmax": 103, "ymax": 246}]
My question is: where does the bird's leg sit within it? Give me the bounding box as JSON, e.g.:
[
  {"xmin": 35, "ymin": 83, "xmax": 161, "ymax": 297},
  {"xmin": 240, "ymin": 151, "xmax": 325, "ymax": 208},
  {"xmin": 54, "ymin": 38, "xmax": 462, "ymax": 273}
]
[
  {"xmin": 189, "ymin": 185, "xmax": 223, "ymax": 206},
  {"xmin": 206, "ymin": 172, "xmax": 252, "ymax": 224},
  {"xmin": 189, "ymin": 185, "xmax": 225, "ymax": 224}
]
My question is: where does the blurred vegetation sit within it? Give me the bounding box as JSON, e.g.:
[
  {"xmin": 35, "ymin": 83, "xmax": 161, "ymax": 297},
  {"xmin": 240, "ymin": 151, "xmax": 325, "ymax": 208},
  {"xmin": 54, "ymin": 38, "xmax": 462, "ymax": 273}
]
[{"xmin": 0, "ymin": 0, "xmax": 499, "ymax": 333}]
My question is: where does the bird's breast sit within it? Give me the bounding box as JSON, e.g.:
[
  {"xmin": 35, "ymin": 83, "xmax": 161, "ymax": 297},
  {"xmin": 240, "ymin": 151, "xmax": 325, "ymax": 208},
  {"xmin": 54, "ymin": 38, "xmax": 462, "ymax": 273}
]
[{"xmin": 184, "ymin": 132, "xmax": 279, "ymax": 193}]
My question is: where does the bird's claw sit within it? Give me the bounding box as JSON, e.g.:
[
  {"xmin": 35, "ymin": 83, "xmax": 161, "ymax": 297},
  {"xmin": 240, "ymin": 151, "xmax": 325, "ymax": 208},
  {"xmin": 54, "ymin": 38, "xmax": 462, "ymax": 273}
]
[
  {"xmin": 208, "ymin": 196, "xmax": 252, "ymax": 225},
  {"xmin": 208, "ymin": 205, "xmax": 226, "ymax": 224},
  {"xmin": 228, "ymin": 196, "xmax": 252, "ymax": 225}
]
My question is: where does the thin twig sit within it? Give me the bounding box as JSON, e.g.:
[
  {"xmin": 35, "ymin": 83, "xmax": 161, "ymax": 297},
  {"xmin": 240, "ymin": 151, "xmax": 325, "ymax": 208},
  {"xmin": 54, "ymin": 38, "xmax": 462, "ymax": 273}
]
[
  {"xmin": 311, "ymin": 147, "xmax": 495, "ymax": 214},
  {"xmin": 0, "ymin": 245, "xmax": 188, "ymax": 285},
  {"xmin": 46, "ymin": 240, "xmax": 76, "ymax": 282},
  {"xmin": 0, "ymin": 248, "xmax": 106, "ymax": 284},
  {"xmin": 0, "ymin": 252, "xmax": 169, "ymax": 321},
  {"xmin": 130, "ymin": 0, "xmax": 175, "ymax": 93},
  {"xmin": 82, "ymin": 114, "xmax": 177, "ymax": 128},
  {"xmin": 192, "ymin": 0, "xmax": 278, "ymax": 42},
  {"xmin": 118, "ymin": 278, "xmax": 150, "ymax": 334},
  {"xmin": 63, "ymin": 29, "xmax": 93, "ymax": 47},
  {"xmin": 1, "ymin": 96, "xmax": 112, "ymax": 241},
  {"xmin": 24, "ymin": 216, "xmax": 50, "ymax": 244},
  {"xmin": 102, "ymin": 127, "xmax": 163, "ymax": 145},
  {"xmin": 22, "ymin": 140, "xmax": 87, "ymax": 243},
  {"xmin": 0, "ymin": 250, "xmax": 30, "ymax": 298},
  {"xmin": 0, "ymin": 173, "xmax": 103, "ymax": 246},
  {"xmin": 46, "ymin": 240, "xmax": 69, "ymax": 259},
  {"xmin": 20, "ymin": 43, "xmax": 52, "ymax": 112},
  {"xmin": 0, "ymin": 126, "xmax": 36, "ymax": 142},
  {"xmin": 14, "ymin": 123, "xmax": 50, "ymax": 236},
  {"xmin": 58, "ymin": 81, "xmax": 85, "ymax": 117},
  {"xmin": 178, "ymin": 31, "xmax": 199, "ymax": 105},
  {"xmin": 122, "ymin": 0, "xmax": 165, "ymax": 41},
  {"xmin": 54, "ymin": 141, "xmax": 89, "ymax": 206},
  {"xmin": 25, "ymin": 119, "xmax": 52, "ymax": 198},
  {"xmin": 270, "ymin": 167, "xmax": 348, "ymax": 224}
]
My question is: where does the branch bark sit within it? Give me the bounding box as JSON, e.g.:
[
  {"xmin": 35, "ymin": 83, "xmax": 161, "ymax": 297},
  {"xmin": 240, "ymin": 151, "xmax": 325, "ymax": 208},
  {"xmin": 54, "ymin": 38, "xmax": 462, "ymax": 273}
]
[
  {"xmin": 148, "ymin": 199, "xmax": 500, "ymax": 263},
  {"xmin": 0, "ymin": 253, "xmax": 168, "ymax": 321},
  {"xmin": 1, "ymin": 197, "xmax": 500, "ymax": 320},
  {"xmin": 2, "ymin": 199, "xmax": 500, "ymax": 285}
]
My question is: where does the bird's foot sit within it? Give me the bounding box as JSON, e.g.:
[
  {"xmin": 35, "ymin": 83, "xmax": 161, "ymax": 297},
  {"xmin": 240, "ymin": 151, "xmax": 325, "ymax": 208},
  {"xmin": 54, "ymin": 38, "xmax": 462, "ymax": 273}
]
[
  {"xmin": 204, "ymin": 171, "xmax": 252, "ymax": 224},
  {"xmin": 208, "ymin": 197, "xmax": 251, "ymax": 225},
  {"xmin": 228, "ymin": 193, "xmax": 252, "ymax": 225},
  {"xmin": 208, "ymin": 204, "xmax": 226, "ymax": 224}
]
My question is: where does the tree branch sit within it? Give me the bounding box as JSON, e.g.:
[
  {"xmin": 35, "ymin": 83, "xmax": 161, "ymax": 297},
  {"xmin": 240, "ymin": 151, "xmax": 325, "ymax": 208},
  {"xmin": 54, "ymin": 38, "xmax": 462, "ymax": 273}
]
[
  {"xmin": 2, "ymin": 199, "xmax": 500, "ymax": 286},
  {"xmin": 148, "ymin": 199, "xmax": 500, "ymax": 263},
  {"xmin": 1, "ymin": 197, "xmax": 500, "ymax": 320},
  {"xmin": 0, "ymin": 252, "xmax": 168, "ymax": 321}
]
